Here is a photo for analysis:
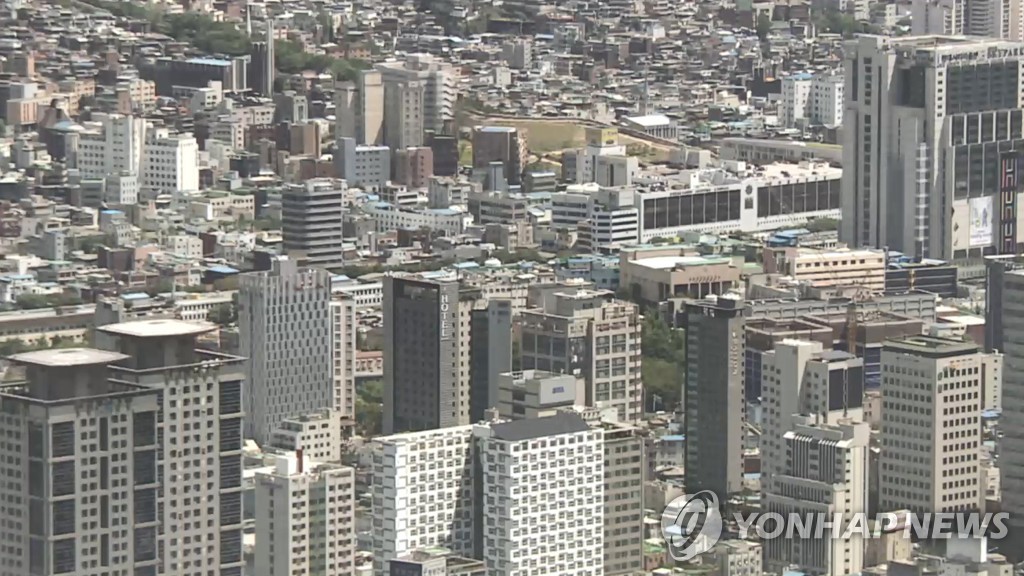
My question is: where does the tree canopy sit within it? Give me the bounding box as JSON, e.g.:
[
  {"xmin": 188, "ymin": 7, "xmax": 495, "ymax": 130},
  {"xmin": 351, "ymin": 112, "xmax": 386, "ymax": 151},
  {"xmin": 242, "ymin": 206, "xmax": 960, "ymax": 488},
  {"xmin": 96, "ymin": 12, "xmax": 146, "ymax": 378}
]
[{"xmin": 641, "ymin": 312, "xmax": 685, "ymax": 412}]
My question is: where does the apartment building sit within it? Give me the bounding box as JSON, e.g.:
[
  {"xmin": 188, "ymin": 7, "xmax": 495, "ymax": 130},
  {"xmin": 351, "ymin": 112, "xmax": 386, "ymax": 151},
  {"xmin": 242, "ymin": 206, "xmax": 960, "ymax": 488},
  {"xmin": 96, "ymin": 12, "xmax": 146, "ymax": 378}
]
[
  {"xmin": 254, "ymin": 452, "xmax": 355, "ymax": 576},
  {"xmin": 879, "ymin": 335, "xmax": 986, "ymax": 514},
  {"xmin": 139, "ymin": 127, "xmax": 200, "ymax": 199},
  {"xmin": 268, "ymin": 410, "xmax": 345, "ymax": 463},
  {"xmin": 518, "ymin": 288, "xmax": 642, "ymax": 422}
]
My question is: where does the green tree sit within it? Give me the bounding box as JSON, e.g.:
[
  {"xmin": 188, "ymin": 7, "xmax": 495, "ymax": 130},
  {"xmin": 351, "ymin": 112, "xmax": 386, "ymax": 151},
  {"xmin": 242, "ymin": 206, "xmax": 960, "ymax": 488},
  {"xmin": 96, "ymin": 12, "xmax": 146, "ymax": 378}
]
[
  {"xmin": 756, "ymin": 13, "xmax": 773, "ymax": 40},
  {"xmin": 355, "ymin": 379, "xmax": 383, "ymax": 436},
  {"xmin": 15, "ymin": 294, "xmax": 49, "ymax": 310},
  {"xmin": 805, "ymin": 217, "xmax": 840, "ymax": 232},
  {"xmin": 640, "ymin": 313, "xmax": 685, "ymax": 412},
  {"xmin": 208, "ymin": 302, "xmax": 237, "ymax": 326}
]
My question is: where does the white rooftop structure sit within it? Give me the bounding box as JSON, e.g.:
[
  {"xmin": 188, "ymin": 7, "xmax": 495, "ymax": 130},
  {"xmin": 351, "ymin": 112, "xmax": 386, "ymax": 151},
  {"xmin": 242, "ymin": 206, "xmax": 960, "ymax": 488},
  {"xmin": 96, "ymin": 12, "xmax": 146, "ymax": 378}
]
[
  {"xmin": 98, "ymin": 318, "xmax": 217, "ymax": 338},
  {"xmin": 8, "ymin": 347, "xmax": 129, "ymax": 367}
]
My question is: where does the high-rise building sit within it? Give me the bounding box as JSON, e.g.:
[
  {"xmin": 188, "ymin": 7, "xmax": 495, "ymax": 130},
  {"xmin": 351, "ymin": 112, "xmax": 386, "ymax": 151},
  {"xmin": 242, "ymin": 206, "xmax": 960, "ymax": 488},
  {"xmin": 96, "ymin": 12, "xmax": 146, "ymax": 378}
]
[
  {"xmin": 911, "ymin": 0, "xmax": 968, "ymax": 34},
  {"xmin": 139, "ymin": 126, "xmax": 199, "ymax": 199},
  {"xmin": 763, "ymin": 415, "xmax": 870, "ymax": 576},
  {"xmin": 911, "ymin": 0, "xmax": 1021, "ymax": 38},
  {"xmin": 472, "ymin": 126, "xmax": 528, "ymax": 185},
  {"xmin": 269, "ymin": 409, "xmax": 346, "ymax": 463},
  {"xmin": 383, "ymin": 273, "xmax": 512, "ymax": 434},
  {"xmin": 995, "ymin": 267, "xmax": 1024, "ymax": 557},
  {"xmin": 518, "ymin": 288, "xmax": 642, "ymax": 422},
  {"xmin": 879, "ymin": 335, "xmax": 985, "ymax": 514},
  {"xmin": 98, "ymin": 319, "xmax": 246, "ymax": 576},
  {"xmin": 330, "ymin": 292, "xmax": 358, "ymax": 425},
  {"xmin": 394, "ymin": 146, "xmax": 435, "ymax": 189},
  {"xmin": 497, "ymin": 370, "xmax": 580, "ymax": 420},
  {"xmin": 73, "ymin": 113, "xmax": 146, "ymax": 178},
  {"xmin": 599, "ymin": 420, "xmax": 646, "ymax": 576},
  {"xmin": 761, "ymin": 341, "xmax": 864, "ymax": 488},
  {"xmin": 359, "ymin": 70, "xmax": 385, "ymax": 146},
  {"xmin": 473, "ymin": 413, "xmax": 605, "ymax": 576},
  {"xmin": 841, "ymin": 36, "xmax": 1024, "ymax": 259},
  {"xmin": 0, "ymin": 348, "xmax": 162, "ymax": 576},
  {"xmin": 248, "ymin": 20, "xmax": 275, "ymax": 97},
  {"xmin": 281, "ymin": 178, "xmax": 346, "ymax": 270},
  {"xmin": 370, "ymin": 425, "xmax": 476, "ymax": 575},
  {"xmin": 239, "ymin": 259, "xmax": 333, "ymax": 444},
  {"xmin": 377, "ymin": 54, "xmax": 455, "ymax": 149},
  {"xmin": 254, "ymin": 452, "xmax": 355, "ymax": 576},
  {"xmin": 683, "ymin": 294, "xmax": 745, "ymax": 498}
]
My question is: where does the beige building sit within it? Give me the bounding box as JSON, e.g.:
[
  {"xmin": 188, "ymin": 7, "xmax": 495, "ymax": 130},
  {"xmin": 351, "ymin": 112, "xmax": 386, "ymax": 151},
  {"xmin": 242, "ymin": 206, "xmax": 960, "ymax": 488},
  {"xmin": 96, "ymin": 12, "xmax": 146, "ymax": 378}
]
[
  {"xmin": 619, "ymin": 246, "xmax": 741, "ymax": 304},
  {"xmin": 764, "ymin": 247, "xmax": 886, "ymax": 293},
  {"xmin": 519, "ymin": 289, "xmax": 642, "ymax": 422},
  {"xmin": 497, "ymin": 370, "xmax": 580, "ymax": 419},
  {"xmin": 879, "ymin": 335, "xmax": 986, "ymax": 515}
]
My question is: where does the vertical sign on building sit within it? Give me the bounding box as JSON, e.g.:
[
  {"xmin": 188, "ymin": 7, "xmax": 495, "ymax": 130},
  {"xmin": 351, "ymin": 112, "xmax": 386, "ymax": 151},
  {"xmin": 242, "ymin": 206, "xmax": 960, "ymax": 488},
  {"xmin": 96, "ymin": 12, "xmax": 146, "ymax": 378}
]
[
  {"xmin": 1000, "ymin": 151, "xmax": 1019, "ymax": 254},
  {"xmin": 439, "ymin": 292, "xmax": 451, "ymax": 341}
]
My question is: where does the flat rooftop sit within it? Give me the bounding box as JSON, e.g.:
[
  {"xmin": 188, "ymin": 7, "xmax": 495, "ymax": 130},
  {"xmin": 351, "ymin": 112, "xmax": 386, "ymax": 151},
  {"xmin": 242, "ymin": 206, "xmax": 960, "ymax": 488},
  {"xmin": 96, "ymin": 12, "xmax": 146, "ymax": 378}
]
[
  {"xmin": 630, "ymin": 255, "xmax": 732, "ymax": 270},
  {"xmin": 884, "ymin": 335, "xmax": 979, "ymax": 357},
  {"xmin": 98, "ymin": 319, "xmax": 216, "ymax": 338},
  {"xmin": 8, "ymin": 348, "xmax": 128, "ymax": 367}
]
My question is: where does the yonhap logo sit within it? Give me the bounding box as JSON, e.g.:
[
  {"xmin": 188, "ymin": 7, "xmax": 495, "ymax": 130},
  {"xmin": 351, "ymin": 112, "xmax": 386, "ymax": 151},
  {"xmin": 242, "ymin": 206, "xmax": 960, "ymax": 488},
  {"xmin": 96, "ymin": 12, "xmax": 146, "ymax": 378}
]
[{"xmin": 661, "ymin": 490, "xmax": 724, "ymax": 561}]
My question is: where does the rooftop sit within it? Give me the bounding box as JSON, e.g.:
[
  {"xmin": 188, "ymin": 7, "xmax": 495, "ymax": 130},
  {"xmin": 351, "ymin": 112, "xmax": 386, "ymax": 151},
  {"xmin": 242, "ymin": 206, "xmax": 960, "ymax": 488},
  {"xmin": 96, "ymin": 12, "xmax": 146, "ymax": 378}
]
[
  {"xmin": 98, "ymin": 319, "xmax": 216, "ymax": 338},
  {"xmin": 884, "ymin": 335, "xmax": 979, "ymax": 357},
  {"xmin": 624, "ymin": 114, "xmax": 671, "ymax": 127},
  {"xmin": 630, "ymin": 255, "xmax": 732, "ymax": 270},
  {"xmin": 489, "ymin": 412, "xmax": 590, "ymax": 441},
  {"xmin": 9, "ymin": 347, "xmax": 128, "ymax": 367}
]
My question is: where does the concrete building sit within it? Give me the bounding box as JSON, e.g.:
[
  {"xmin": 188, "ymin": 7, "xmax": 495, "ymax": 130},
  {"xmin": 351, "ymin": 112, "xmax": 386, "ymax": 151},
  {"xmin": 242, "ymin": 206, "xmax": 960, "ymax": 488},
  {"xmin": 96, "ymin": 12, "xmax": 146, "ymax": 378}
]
[
  {"xmin": 139, "ymin": 126, "xmax": 199, "ymax": 199},
  {"xmin": 501, "ymin": 38, "xmax": 533, "ymax": 69},
  {"xmin": 473, "ymin": 413, "xmax": 605, "ymax": 576},
  {"xmin": 383, "ymin": 273, "xmax": 512, "ymax": 434},
  {"xmin": 622, "ymin": 114, "xmax": 676, "ymax": 140},
  {"xmin": 254, "ymin": 452, "xmax": 355, "ymax": 576},
  {"xmin": 911, "ymin": 0, "xmax": 1020, "ymax": 38},
  {"xmin": 0, "ymin": 348, "xmax": 161, "ymax": 576},
  {"xmin": 331, "ymin": 292, "xmax": 358, "ymax": 426},
  {"xmin": 377, "ymin": 54, "xmax": 455, "ymax": 149},
  {"xmin": 497, "ymin": 370, "xmax": 580, "ymax": 419},
  {"xmin": 564, "ymin": 127, "xmax": 628, "ymax": 184},
  {"xmin": 387, "ymin": 549, "xmax": 486, "ymax": 575},
  {"xmin": 781, "ymin": 72, "xmax": 845, "ymax": 128},
  {"xmin": 720, "ymin": 137, "xmax": 844, "ymax": 165},
  {"xmin": 763, "ymin": 416, "xmax": 870, "ymax": 576},
  {"xmin": 518, "ymin": 289, "xmax": 642, "ymax": 422},
  {"xmin": 761, "ymin": 341, "xmax": 865, "ymax": 488},
  {"xmin": 599, "ymin": 420, "xmax": 646, "ymax": 576},
  {"xmin": 911, "ymin": 0, "xmax": 967, "ymax": 34},
  {"xmin": 763, "ymin": 247, "xmax": 887, "ymax": 293},
  {"xmin": 239, "ymin": 259, "xmax": 333, "ymax": 445},
  {"xmin": 709, "ymin": 541, "xmax": 763, "ymax": 576},
  {"xmin": 619, "ymin": 247, "xmax": 741, "ymax": 305},
  {"xmin": 842, "ymin": 36, "xmax": 1024, "ymax": 260},
  {"xmin": 370, "ymin": 425, "xmax": 477, "ymax": 575},
  {"xmin": 683, "ymin": 294, "xmax": 745, "ymax": 498},
  {"xmin": 879, "ymin": 335, "xmax": 986, "ymax": 514},
  {"xmin": 73, "ymin": 113, "xmax": 145, "ymax": 179},
  {"xmin": 394, "ymin": 147, "xmax": 434, "ymax": 189},
  {"xmin": 281, "ymin": 179, "xmax": 346, "ymax": 270},
  {"xmin": 98, "ymin": 319, "xmax": 246, "ymax": 576},
  {"xmin": 334, "ymin": 137, "xmax": 391, "ymax": 190},
  {"xmin": 248, "ymin": 22, "xmax": 275, "ymax": 97},
  {"xmin": 472, "ymin": 126, "xmax": 528, "ymax": 185},
  {"xmin": 268, "ymin": 409, "xmax": 345, "ymax": 463}
]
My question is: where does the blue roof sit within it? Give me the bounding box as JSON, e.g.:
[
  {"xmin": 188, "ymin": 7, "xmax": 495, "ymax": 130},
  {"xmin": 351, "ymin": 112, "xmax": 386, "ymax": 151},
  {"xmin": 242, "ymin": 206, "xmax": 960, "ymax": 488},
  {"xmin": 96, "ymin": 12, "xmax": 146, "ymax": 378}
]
[
  {"xmin": 208, "ymin": 265, "xmax": 239, "ymax": 274},
  {"xmin": 332, "ymin": 274, "xmax": 352, "ymax": 282},
  {"xmin": 789, "ymin": 73, "xmax": 813, "ymax": 81},
  {"xmin": 122, "ymin": 292, "xmax": 149, "ymax": 300},
  {"xmin": 661, "ymin": 435, "xmax": 685, "ymax": 442},
  {"xmin": 186, "ymin": 57, "xmax": 232, "ymax": 67},
  {"xmin": 101, "ymin": 209, "xmax": 123, "ymax": 215},
  {"xmin": 1, "ymin": 273, "xmax": 33, "ymax": 280}
]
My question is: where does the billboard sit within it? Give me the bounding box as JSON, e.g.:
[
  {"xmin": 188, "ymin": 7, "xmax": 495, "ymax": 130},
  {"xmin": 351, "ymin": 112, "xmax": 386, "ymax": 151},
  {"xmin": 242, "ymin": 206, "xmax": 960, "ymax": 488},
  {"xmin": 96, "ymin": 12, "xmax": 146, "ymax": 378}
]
[
  {"xmin": 1001, "ymin": 151, "xmax": 1020, "ymax": 254},
  {"xmin": 970, "ymin": 196, "xmax": 994, "ymax": 248}
]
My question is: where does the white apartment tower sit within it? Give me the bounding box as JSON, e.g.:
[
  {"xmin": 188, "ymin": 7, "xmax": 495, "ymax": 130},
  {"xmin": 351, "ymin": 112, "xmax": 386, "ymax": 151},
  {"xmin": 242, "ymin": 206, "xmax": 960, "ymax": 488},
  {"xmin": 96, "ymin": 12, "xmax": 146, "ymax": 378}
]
[
  {"xmin": 269, "ymin": 410, "xmax": 345, "ymax": 463},
  {"xmin": 370, "ymin": 425, "xmax": 476, "ymax": 575},
  {"xmin": 763, "ymin": 416, "xmax": 870, "ymax": 576},
  {"xmin": 254, "ymin": 452, "xmax": 355, "ymax": 576},
  {"xmin": 473, "ymin": 413, "xmax": 605, "ymax": 576},
  {"xmin": 376, "ymin": 54, "xmax": 455, "ymax": 148},
  {"xmin": 879, "ymin": 335, "xmax": 985, "ymax": 514},
  {"xmin": 98, "ymin": 319, "xmax": 247, "ymax": 576},
  {"xmin": 139, "ymin": 126, "xmax": 199, "ymax": 199},
  {"xmin": 281, "ymin": 179, "xmax": 346, "ymax": 271},
  {"xmin": 911, "ymin": 0, "xmax": 968, "ymax": 34},
  {"xmin": 781, "ymin": 73, "xmax": 844, "ymax": 128},
  {"xmin": 842, "ymin": 36, "xmax": 1024, "ymax": 259},
  {"xmin": 331, "ymin": 292, "xmax": 358, "ymax": 424},
  {"xmin": 0, "ymin": 348, "xmax": 161, "ymax": 576},
  {"xmin": 761, "ymin": 342, "xmax": 865, "ymax": 489},
  {"xmin": 913, "ymin": 0, "xmax": 1024, "ymax": 38},
  {"xmin": 74, "ymin": 113, "xmax": 146, "ymax": 177},
  {"xmin": 518, "ymin": 289, "xmax": 643, "ymax": 423},
  {"xmin": 239, "ymin": 259, "xmax": 334, "ymax": 445}
]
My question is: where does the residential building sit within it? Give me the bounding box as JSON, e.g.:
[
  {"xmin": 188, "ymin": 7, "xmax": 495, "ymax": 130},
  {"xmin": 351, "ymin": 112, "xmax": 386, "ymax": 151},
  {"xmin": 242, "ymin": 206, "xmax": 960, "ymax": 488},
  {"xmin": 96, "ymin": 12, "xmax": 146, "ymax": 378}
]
[
  {"xmin": 683, "ymin": 294, "xmax": 745, "ymax": 498},
  {"xmin": 842, "ymin": 36, "xmax": 1024, "ymax": 259},
  {"xmin": 254, "ymin": 452, "xmax": 355, "ymax": 576},
  {"xmin": 281, "ymin": 178, "xmax": 346, "ymax": 270},
  {"xmin": 501, "ymin": 39, "xmax": 533, "ymax": 69},
  {"xmin": 781, "ymin": 72, "xmax": 844, "ymax": 128},
  {"xmin": 519, "ymin": 289, "xmax": 642, "ymax": 422},
  {"xmin": 879, "ymin": 335, "xmax": 986, "ymax": 514},
  {"xmin": 239, "ymin": 259, "xmax": 333, "ymax": 445},
  {"xmin": 911, "ymin": 0, "xmax": 967, "ymax": 34},
  {"xmin": 763, "ymin": 416, "xmax": 870, "ymax": 576},
  {"xmin": 0, "ymin": 348, "xmax": 161, "ymax": 576},
  {"xmin": 98, "ymin": 319, "xmax": 246, "ymax": 576},
  {"xmin": 268, "ymin": 409, "xmax": 345, "ymax": 463}
]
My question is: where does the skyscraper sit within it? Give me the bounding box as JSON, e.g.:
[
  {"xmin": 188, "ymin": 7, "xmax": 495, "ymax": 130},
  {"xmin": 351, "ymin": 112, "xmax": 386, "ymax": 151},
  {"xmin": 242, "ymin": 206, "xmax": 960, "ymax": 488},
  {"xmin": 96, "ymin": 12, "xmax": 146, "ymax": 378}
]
[
  {"xmin": 98, "ymin": 319, "xmax": 246, "ymax": 576},
  {"xmin": 995, "ymin": 268, "xmax": 1024, "ymax": 558},
  {"xmin": 376, "ymin": 54, "xmax": 455, "ymax": 149},
  {"xmin": 239, "ymin": 259, "xmax": 333, "ymax": 444},
  {"xmin": 249, "ymin": 20, "xmax": 275, "ymax": 97},
  {"xmin": 879, "ymin": 335, "xmax": 985, "ymax": 515},
  {"xmin": 0, "ymin": 348, "xmax": 161, "ymax": 576},
  {"xmin": 683, "ymin": 294, "xmax": 745, "ymax": 498},
  {"xmin": 281, "ymin": 178, "xmax": 346, "ymax": 270},
  {"xmin": 842, "ymin": 36, "xmax": 1024, "ymax": 259}
]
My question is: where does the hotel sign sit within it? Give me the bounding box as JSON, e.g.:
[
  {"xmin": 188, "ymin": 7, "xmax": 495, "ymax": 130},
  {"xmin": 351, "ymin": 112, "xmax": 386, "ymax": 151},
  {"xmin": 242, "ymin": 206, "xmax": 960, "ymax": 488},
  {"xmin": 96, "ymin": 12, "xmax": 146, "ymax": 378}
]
[{"xmin": 440, "ymin": 293, "xmax": 452, "ymax": 341}]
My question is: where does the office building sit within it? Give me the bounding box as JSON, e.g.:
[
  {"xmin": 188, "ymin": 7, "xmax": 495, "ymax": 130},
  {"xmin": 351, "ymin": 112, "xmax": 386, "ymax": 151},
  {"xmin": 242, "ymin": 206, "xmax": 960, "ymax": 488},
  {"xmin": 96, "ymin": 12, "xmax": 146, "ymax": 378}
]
[
  {"xmin": 359, "ymin": 71, "xmax": 385, "ymax": 145},
  {"xmin": 138, "ymin": 126, "xmax": 199, "ymax": 199},
  {"xmin": 331, "ymin": 293, "xmax": 358, "ymax": 425},
  {"xmin": 501, "ymin": 39, "xmax": 533, "ymax": 69},
  {"xmin": 394, "ymin": 146, "xmax": 435, "ymax": 189},
  {"xmin": 911, "ymin": 0, "xmax": 968, "ymax": 34},
  {"xmin": 563, "ymin": 127, "xmax": 627, "ymax": 184},
  {"xmin": 239, "ymin": 259, "xmax": 333, "ymax": 445},
  {"xmin": 150, "ymin": 56, "xmax": 249, "ymax": 95},
  {"xmin": 274, "ymin": 90, "xmax": 308, "ymax": 124},
  {"xmin": 781, "ymin": 72, "xmax": 845, "ymax": 128},
  {"xmin": 254, "ymin": 452, "xmax": 355, "ymax": 576},
  {"xmin": 248, "ymin": 21, "xmax": 275, "ymax": 97},
  {"xmin": 519, "ymin": 288, "xmax": 642, "ymax": 422},
  {"xmin": 473, "ymin": 413, "xmax": 605, "ymax": 576},
  {"xmin": 472, "ymin": 126, "xmax": 528, "ymax": 185},
  {"xmin": 0, "ymin": 348, "xmax": 161, "ymax": 576},
  {"xmin": 268, "ymin": 409, "xmax": 345, "ymax": 463},
  {"xmin": 377, "ymin": 54, "xmax": 455, "ymax": 149},
  {"xmin": 334, "ymin": 137, "xmax": 391, "ymax": 189},
  {"xmin": 842, "ymin": 36, "xmax": 1024, "ymax": 259},
  {"xmin": 879, "ymin": 335, "xmax": 985, "ymax": 514},
  {"xmin": 600, "ymin": 420, "xmax": 646, "ymax": 576},
  {"xmin": 911, "ymin": 0, "xmax": 1021, "ymax": 38},
  {"xmin": 370, "ymin": 425, "xmax": 476, "ymax": 575},
  {"xmin": 98, "ymin": 319, "xmax": 246, "ymax": 576},
  {"xmin": 683, "ymin": 294, "xmax": 745, "ymax": 498},
  {"xmin": 994, "ymin": 267, "xmax": 1024, "ymax": 557},
  {"xmin": 763, "ymin": 416, "xmax": 870, "ymax": 576},
  {"xmin": 497, "ymin": 370, "xmax": 579, "ymax": 420},
  {"xmin": 73, "ymin": 113, "xmax": 145, "ymax": 178},
  {"xmin": 281, "ymin": 178, "xmax": 346, "ymax": 270}
]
